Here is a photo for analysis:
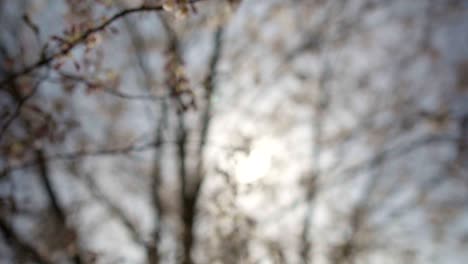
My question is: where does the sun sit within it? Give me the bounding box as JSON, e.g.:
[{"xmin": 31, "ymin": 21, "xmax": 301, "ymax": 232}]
[{"xmin": 234, "ymin": 136, "xmax": 278, "ymax": 184}]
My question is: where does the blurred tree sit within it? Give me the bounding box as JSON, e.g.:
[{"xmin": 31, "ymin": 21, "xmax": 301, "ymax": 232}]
[{"xmin": 1, "ymin": 0, "xmax": 467, "ymax": 264}]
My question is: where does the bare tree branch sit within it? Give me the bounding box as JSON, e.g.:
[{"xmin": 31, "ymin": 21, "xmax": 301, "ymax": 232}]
[
  {"xmin": 0, "ymin": 216, "xmax": 52, "ymax": 264},
  {"xmin": 0, "ymin": 68, "xmax": 51, "ymax": 143},
  {"xmin": 324, "ymin": 134, "xmax": 459, "ymax": 190},
  {"xmin": 0, "ymin": 0, "xmax": 205, "ymax": 89},
  {"xmin": 0, "ymin": 139, "xmax": 165, "ymax": 177},
  {"xmin": 147, "ymin": 99, "xmax": 168, "ymax": 264},
  {"xmin": 56, "ymin": 71, "xmax": 169, "ymax": 101},
  {"xmin": 82, "ymin": 171, "xmax": 146, "ymax": 246},
  {"xmin": 36, "ymin": 150, "xmax": 84, "ymax": 264}
]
